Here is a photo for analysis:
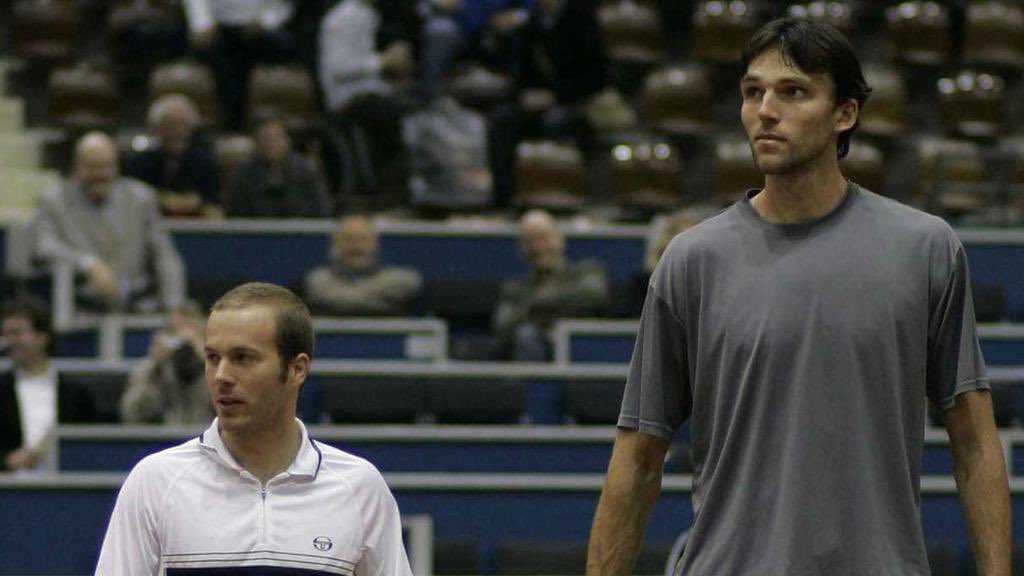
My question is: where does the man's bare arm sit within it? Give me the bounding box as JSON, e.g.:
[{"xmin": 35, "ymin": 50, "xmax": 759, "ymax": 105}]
[
  {"xmin": 587, "ymin": 429, "xmax": 670, "ymax": 576},
  {"xmin": 945, "ymin": 389, "xmax": 1011, "ymax": 576}
]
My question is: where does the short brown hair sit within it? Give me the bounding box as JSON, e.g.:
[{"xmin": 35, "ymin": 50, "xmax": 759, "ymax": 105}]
[
  {"xmin": 210, "ymin": 282, "xmax": 314, "ymax": 367},
  {"xmin": 1, "ymin": 295, "xmax": 53, "ymax": 354}
]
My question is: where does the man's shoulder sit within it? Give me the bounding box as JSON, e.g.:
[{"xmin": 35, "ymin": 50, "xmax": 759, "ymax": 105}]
[
  {"xmin": 131, "ymin": 436, "xmax": 204, "ymax": 475},
  {"xmin": 854, "ymin": 187, "xmax": 957, "ymax": 241},
  {"xmin": 314, "ymin": 441, "xmax": 388, "ymax": 487}
]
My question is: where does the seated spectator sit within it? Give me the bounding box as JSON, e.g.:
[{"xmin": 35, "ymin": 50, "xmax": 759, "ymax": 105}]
[
  {"xmin": 124, "ymin": 94, "xmax": 221, "ymax": 218},
  {"xmin": 120, "ymin": 301, "xmax": 213, "ymax": 425},
  {"xmin": 489, "ymin": 0, "xmax": 608, "ymax": 207},
  {"xmin": 184, "ymin": 0, "xmax": 296, "ymax": 130},
  {"xmin": 303, "ymin": 214, "xmax": 423, "ymax": 315},
  {"xmin": 494, "ymin": 209, "xmax": 609, "ymax": 360},
  {"xmin": 0, "ymin": 296, "xmax": 57, "ymax": 471},
  {"xmin": 34, "ymin": 132, "xmax": 186, "ymax": 313},
  {"xmin": 224, "ymin": 111, "xmax": 332, "ymax": 218},
  {"xmin": 319, "ymin": 0, "xmax": 414, "ymax": 205}
]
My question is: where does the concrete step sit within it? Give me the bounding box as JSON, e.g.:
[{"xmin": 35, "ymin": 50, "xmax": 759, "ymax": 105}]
[
  {"xmin": 0, "ymin": 133, "xmax": 41, "ymax": 168},
  {"xmin": 0, "ymin": 168, "xmax": 58, "ymax": 214},
  {"xmin": 0, "ymin": 98, "xmax": 25, "ymax": 133}
]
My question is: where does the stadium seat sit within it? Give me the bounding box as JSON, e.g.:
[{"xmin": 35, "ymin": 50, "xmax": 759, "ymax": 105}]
[
  {"xmin": 322, "ymin": 378, "xmax": 426, "ymax": 423},
  {"xmin": 840, "ymin": 139, "xmax": 885, "ymax": 194},
  {"xmin": 564, "ymin": 379, "xmax": 626, "ymax": 424},
  {"xmin": 58, "ymin": 372, "xmax": 127, "ymax": 423},
  {"xmin": 106, "ymin": 0, "xmax": 183, "ymax": 77},
  {"xmin": 915, "ymin": 137, "xmax": 989, "ymax": 215},
  {"xmin": 514, "ymin": 140, "xmax": 588, "ymax": 211},
  {"xmin": 425, "ymin": 379, "xmax": 526, "ymax": 424},
  {"xmin": 963, "ymin": 0, "xmax": 1024, "ymax": 70},
  {"xmin": 434, "ymin": 538, "xmax": 480, "ymax": 576},
  {"xmin": 937, "ymin": 70, "xmax": 1007, "ymax": 138},
  {"xmin": 610, "ymin": 139, "xmax": 683, "ymax": 211},
  {"xmin": 642, "ymin": 63, "xmax": 713, "ymax": 136},
  {"xmin": 786, "ymin": 1, "xmax": 854, "ymax": 34},
  {"xmin": 598, "ymin": 0, "xmax": 666, "ymax": 66},
  {"xmin": 859, "ymin": 64, "xmax": 908, "ymax": 137},
  {"xmin": 149, "ymin": 61, "xmax": 220, "ymax": 128},
  {"xmin": 714, "ymin": 133, "xmax": 761, "ymax": 203},
  {"xmin": 494, "ymin": 540, "xmax": 587, "ymax": 575},
  {"xmin": 884, "ymin": 1, "xmax": 951, "ymax": 66},
  {"xmin": 12, "ymin": 0, "xmax": 80, "ymax": 66},
  {"xmin": 247, "ymin": 65, "xmax": 319, "ymax": 133},
  {"xmin": 449, "ymin": 63, "xmax": 513, "ymax": 113},
  {"xmin": 47, "ymin": 64, "xmax": 119, "ymax": 131},
  {"xmin": 691, "ymin": 0, "xmax": 759, "ymax": 64}
]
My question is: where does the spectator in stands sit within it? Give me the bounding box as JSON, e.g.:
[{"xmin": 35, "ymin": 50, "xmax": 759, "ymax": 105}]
[
  {"xmin": 124, "ymin": 94, "xmax": 221, "ymax": 218},
  {"xmin": 120, "ymin": 301, "xmax": 213, "ymax": 425},
  {"xmin": 418, "ymin": 0, "xmax": 532, "ymax": 98},
  {"xmin": 319, "ymin": 0, "xmax": 414, "ymax": 205},
  {"xmin": 494, "ymin": 209, "xmax": 609, "ymax": 360},
  {"xmin": 488, "ymin": 0, "xmax": 608, "ymax": 207},
  {"xmin": 224, "ymin": 111, "xmax": 332, "ymax": 218},
  {"xmin": 184, "ymin": 0, "xmax": 296, "ymax": 130},
  {"xmin": 0, "ymin": 297, "xmax": 57, "ymax": 471},
  {"xmin": 34, "ymin": 131, "xmax": 186, "ymax": 313},
  {"xmin": 304, "ymin": 214, "xmax": 423, "ymax": 315}
]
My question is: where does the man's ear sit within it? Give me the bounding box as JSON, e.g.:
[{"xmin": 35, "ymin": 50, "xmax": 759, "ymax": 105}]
[
  {"xmin": 289, "ymin": 353, "xmax": 311, "ymax": 388},
  {"xmin": 835, "ymin": 99, "xmax": 859, "ymax": 133}
]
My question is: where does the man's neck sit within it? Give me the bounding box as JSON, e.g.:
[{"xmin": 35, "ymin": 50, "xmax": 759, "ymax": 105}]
[
  {"xmin": 752, "ymin": 162, "xmax": 849, "ymax": 224},
  {"xmin": 221, "ymin": 417, "xmax": 302, "ymax": 485}
]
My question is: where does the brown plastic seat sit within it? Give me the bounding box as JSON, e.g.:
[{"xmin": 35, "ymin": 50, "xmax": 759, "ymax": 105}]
[
  {"xmin": 12, "ymin": 0, "xmax": 80, "ymax": 65},
  {"xmin": 150, "ymin": 61, "xmax": 219, "ymax": 128},
  {"xmin": 839, "ymin": 140, "xmax": 885, "ymax": 194},
  {"xmin": 786, "ymin": 1, "xmax": 853, "ymax": 34},
  {"xmin": 610, "ymin": 139, "xmax": 683, "ymax": 210},
  {"xmin": 692, "ymin": 0, "xmax": 759, "ymax": 64},
  {"xmin": 598, "ymin": 0, "xmax": 666, "ymax": 66},
  {"xmin": 963, "ymin": 0, "xmax": 1024, "ymax": 70},
  {"xmin": 937, "ymin": 70, "xmax": 1007, "ymax": 138},
  {"xmin": 449, "ymin": 63, "xmax": 514, "ymax": 112},
  {"xmin": 885, "ymin": 1, "xmax": 951, "ymax": 66},
  {"xmin": 213, "ymin": 134, "xmax": 256, "ymax": 204},
  {"xmin": 642, "ymin": 63, "xmax": 713, "ymax": 136},
  {"xmin": 48, "ymin": 65, "xmax": 119, "ymax": 131},
  {"xmin": 247, "ymin": 65, "xmax": 319, "ymax": 132},
  {"xmin": 106, "ymin": 0, "xmax": 182, "ymax": 71},
  {"xmin": 714, "ymin": 134, "xmax": 761, "ymax": 204},
  {"xmin": 916, "ymin": 137, "xmax": 989, "ymax": 214},
  {"xmin": 859, "ymin": 64, "xmax": 908, "ymax": 137},
  {"xmin": 514, "ymin": 140, "xmax": 588, "ymax": 211}
]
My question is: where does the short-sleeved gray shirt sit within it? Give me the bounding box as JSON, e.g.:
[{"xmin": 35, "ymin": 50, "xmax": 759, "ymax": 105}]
[{"xmin": 620, "ymin": 184, "xmax": 989, "ymax": 575}]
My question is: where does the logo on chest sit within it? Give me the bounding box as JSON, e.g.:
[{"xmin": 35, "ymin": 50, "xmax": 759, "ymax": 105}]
[{"xmin": 313, "ymin": 536, "xmax": 334, "ymax": 551}]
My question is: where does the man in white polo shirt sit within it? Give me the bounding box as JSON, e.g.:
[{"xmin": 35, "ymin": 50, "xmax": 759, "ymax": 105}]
[{"xmin": 96, "ymin": 282, "xmax": 414, "ymax": 575}]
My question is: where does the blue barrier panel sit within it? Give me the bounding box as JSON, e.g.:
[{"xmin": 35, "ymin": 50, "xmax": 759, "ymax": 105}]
[
  {"xmin": 921, "ymin": 444, "xmax": 955, "ymax": 476},
  {"xmin": 316, "ymin": 333, "xmax": 408, "ymax": 359},
  {"xmin": 53, "ymin": 329, "xmax": 99, "ymax": 358},
  {"xmin": 965, "ymin": 244, "xmax": 1024, "ymax": 321},
  {"xmin": 123, "ymin": 328, "xmax": 153, "ymax": 358},
  {"xmin": 980, "ymin": 339, "xmax": 1024, "ymax": 366}
]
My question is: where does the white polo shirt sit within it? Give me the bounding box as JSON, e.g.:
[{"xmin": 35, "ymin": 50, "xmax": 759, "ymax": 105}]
[{"xmin": 95, "ymin": 419, "xmax": 413, "ymax": 576}]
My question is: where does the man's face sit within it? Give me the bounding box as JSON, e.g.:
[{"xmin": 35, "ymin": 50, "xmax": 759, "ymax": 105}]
[
  {"xmin": 520, "ymin": 222, "xmax": 564, "ymax": 274},
  {"xmin": 256, "ymin": 121, "xmax": 291, "ymax": 165},
  {"xmin": 740, "ymin": 50, "xmax": 848, "ymax": 176},
  {"xmin": 333, "ymin": 218, "xmax": 378, "ymax": 271},
  {"xmin": 75, "ymin": 145, "xmax": 119, "ymax": 202},
  {"xmin": 204, "ymin": 306, "xmax": 299, "ymax": 436},
  {"xmin": 156, "ymin": 107, "xmax": 194, "ymax": 157},
  {"xmin": 1, "ymin": 316, "xmax": 48, "ymax": 370}
]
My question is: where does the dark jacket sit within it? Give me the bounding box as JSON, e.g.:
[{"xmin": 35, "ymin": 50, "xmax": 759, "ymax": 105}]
[
  {"xmin": 515, "ymin": 0, "xmax": 607, "ymax": 105},
  {"xmin": 0, "ymin": 370, "xmax": 94, "ymax": 470},
  {"xmin": 123, "ymin": 140, "xmax": 220, "ymax": 207},
  {"xmin": 225, "ymin": 152, "xmax": 333, "ymax": 218}
]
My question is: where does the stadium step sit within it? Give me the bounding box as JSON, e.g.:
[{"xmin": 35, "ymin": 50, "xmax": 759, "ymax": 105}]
[
  {"xmin": 0, "ymin": 167, "xmax": 58, "ymax": 218},
  {"xmin": 0, "ymin": 133, "xmax": 42, "ymax": 169},
  {"xmin": 0, "ymin": 97, "xmax": 25, "ymax": 133}
]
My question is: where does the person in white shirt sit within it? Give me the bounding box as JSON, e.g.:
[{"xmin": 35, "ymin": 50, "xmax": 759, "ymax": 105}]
[
  {"xmin": 0, "ymin": 296, "xmax": 57, "ymax": 471},
  {"xmin": 184, "ymin": 0, "xmax": 297, "ymax": 130},
  {"xmin": 96, "ymin": 282, "xmax": 414, "ymax": 575}
]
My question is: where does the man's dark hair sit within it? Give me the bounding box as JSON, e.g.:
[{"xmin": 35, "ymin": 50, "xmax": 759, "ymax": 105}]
[
  {"xmin": 1, "ymin": 295, "xmax": 54, "ymax": 355},
  {"xmin": 210, "ymin": 282, "xmax": 313, "ymax": 378},
  {"xmin": 740, "ymin": 17, "xmax": 872, "ymax": 159}
]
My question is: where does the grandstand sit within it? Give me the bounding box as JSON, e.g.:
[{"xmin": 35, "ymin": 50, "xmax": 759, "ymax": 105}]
[{"xmin": 1, "ymin": 0, "xmax": 1024, "ymax": 575}]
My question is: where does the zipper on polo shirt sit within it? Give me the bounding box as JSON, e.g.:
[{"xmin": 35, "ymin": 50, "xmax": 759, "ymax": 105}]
[{"xmin": 259, "ymin": 485, "xmax": 268, "ymax": 545}]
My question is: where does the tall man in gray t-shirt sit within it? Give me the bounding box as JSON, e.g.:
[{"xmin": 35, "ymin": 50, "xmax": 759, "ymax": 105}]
[{"xmin": 587, "ymin": 17, "xmax": 1011, "ymax": 576}]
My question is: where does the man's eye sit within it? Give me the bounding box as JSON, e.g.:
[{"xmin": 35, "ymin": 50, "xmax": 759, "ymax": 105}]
[{"xmin": 743, "ymin": 87, "xmax": 762, "ymax": 99}]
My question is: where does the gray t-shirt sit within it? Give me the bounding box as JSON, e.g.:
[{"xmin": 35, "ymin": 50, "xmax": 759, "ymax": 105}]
[{"xmin": 620, "ymin": 184, "xmax": 989, "ymax": 575}]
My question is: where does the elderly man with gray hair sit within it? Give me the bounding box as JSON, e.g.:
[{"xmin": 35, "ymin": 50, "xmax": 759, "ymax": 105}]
[
  {"xmin": 124, "ymin": 93, "xmax": 220, "ymax": 217},
  {"xmin": 35, "ymin": 131, "xmax": 186, "ymax": 313}
]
